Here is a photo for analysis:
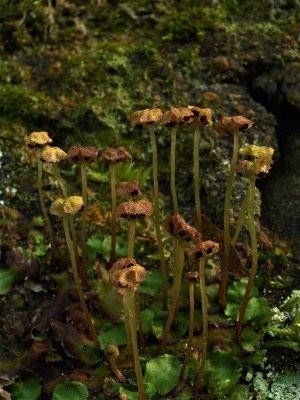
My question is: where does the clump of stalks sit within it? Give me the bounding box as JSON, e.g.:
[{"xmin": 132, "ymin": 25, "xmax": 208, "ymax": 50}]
[
  {"xmin": 216, "ymin": 116, "xmax": 253, "ymax": 308},
  {"xmin": 101, "ymin": 147, "xmax": 132, "ymax": 267},
  {"xmin": 40, "ymin": 145, "xmax": 81, "ymax": 270},
  {"xmin": 187, "ymin": 106, "xmax": 213, "ymax": 232},
  {"xmin": 28, "ymin": 131, "xmax": 56, "ymax": 266},
  {"xmin": 110, "ymin": 258, "xmax": 147, "ymax": 400},
  {"xmin": 67, "ymin": 146, "xmax": 98, "ymax": 287},
  {"xmin": 179, "ymin": 271, "xmax": 199, "ymax": 380},
  {"xmin": 116, "ymin": 199, "xmax": 153, "ymax": 352},
  {"xmin": 131, "ymin": 108, "xmax": 169, "ymax": 310},
  {"xmin": 160, "ymin": 214, "xmax": 200, "ymax": 354},
  {"xmin": 234, "ymin": 145, "xmax": 274, "ymax": 343},
  {"xmin": 50, "ymin": 196, "xmax": 101, "ymax": 350},
  {"xmin": 189, "ymin": 240, "xmax": 219, "ymax": 398}
]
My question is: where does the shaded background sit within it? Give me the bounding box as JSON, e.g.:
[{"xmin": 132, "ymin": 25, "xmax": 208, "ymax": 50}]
[{"xmin": 1, "ymin": 0, "xmax": 300, "ymax": 257}]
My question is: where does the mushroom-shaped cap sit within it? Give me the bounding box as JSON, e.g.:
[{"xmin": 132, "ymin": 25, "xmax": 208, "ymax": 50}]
[
  {"xmin": 101, "ymin": 147, "xmax": 132, "ymax": 163},
  {"xmin": 63, "ymin": 196, "xmax": 84, "ymax": 215},
  {"xmin": 110, "ymin": 258, "xmax": 146, "ymax": 291},
  {"xmin": 216, "ymin": 116, "xmax": 253, "ymax": 136},
  {"xmin": 177, "ymin": 107, "xmax": 195, "ymax": 126},
  {"xmin": 188, "ymin": 240, "xmax": 219, "ymax": 260},
  {"xmin": 188, "ymin": 106, "xmax": 213, "ymax": 129},
  {"xmin": 67, "ymin": 146, "xmax": 98, "ymax": 164},
  {"xmin": 131, "ymin": 108, "xmax": 163, "ymax": 128},
  {"xmin": 167, "ymin": 214, "xmax": 201, "ymax": 241},
  {"xmin": 159, "ymin": 107, "xmax": 182, "ymax": 128},
  {"xmin": 29, "ymin": 131, "xmax": 53, "ymax": 147},
  {"xmin": 116, "ymin": 180, "xmax": 141, "ymax": 198},
  {"xmin": 49, "ymin": 198, "xmax": 65, "ymax": 217},
  {"xmin": 40, "ymin": 145, "xmax": 67, "ymax": 163},
  {"xmin": 110, "ymin": 257, "xmax": 136, "ymax": 274},
  {"xmin": 235, "ymin": 155, "xmax": 273, "ymax": 178},
  {"xmin": 186, "ymin": 271, "xmax": 199, "ymax": 282},
  {"xmin": 104, "ymin": 343, "xmax": 120, "ymax": 357},
  {"xmin": 50, "ymin": 196, "xmax": 84, "ymax": 217},
  {"xmin": 116, "ymin": 200, "xmax": 153, "ymax": 220},
  {"xmin": 239, "ymin": 145, "xmax": 274, "ymax": 161}
]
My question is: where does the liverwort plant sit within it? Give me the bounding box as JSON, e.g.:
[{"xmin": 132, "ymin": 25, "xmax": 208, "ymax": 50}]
[
  {"xmin": 160, "ymin": 214, "xmax": 200, "ymax": 354},
  {"xmin": 28, "ymin": 131, "xmax": 56, "ymax": 266},
  {"xmin": 50, "ymin": 196, "xmax": 101, "ymax": 350},
  {"xmin": 110, "ymin": 258, "xmax": 147, "ymax": 400},
  {"xmin": 216, "ymin": 116, "xmax": 253, "ymax": 308},
  {"xmin": 116, "ymin": 199, "xmax": 153, "ymax": 351},
  {"xmin": 234, "ymin": 145, "xmax": 274, "ymax": 343},
  {"xmin": 101, "ymin": 147, "xmax": 132, "ymax": 266},
  {"xmin": 67, "ymin": 146, "xmax": 98, "ymax": 287},
  {"xmin": 179, "ymin": 271, "xmax": 199, "ymax": 379},
  {"xmin": 188, "ymin": 106, "xmax": 213, "ymax": 232},
  {"xmin": 131, "ymin": 108, "xmax": 169, "ymax": 311},
  {"xmin": 189, "ymin": 240, "xmax": 219, "ymax": 397},
  {"xmin": 40, "ymin": 145, "xmax": 81, "ymax": 270}
]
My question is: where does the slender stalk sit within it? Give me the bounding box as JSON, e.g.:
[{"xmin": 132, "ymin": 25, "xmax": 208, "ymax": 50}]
[
  {"xmin": 180, "ymin": 280, "xmax": 195, "ymax": 379},
  {"xmin": 170, "ymin": 127, "xmax": 179, "ymax": 214},
  {"xmin": 149, "ymin": 126, "xmax": 168, "ymax": 311},
  {"xmin": 218, "ymin": 131, "xmax": 240, "ymax": 307},
  {"xmin": 193, "ymin": 257, "xmax": 208, "ymax": 397},
  {"xmin": 80, "ymin": 163, "xmax": 89, "ymax": 288},
  {"xmin": 63, "ymin": 215, "xmax": 101, "ymax": 350},
  {"xmin": 128, "ymin": 219, "xmax": 136, "ymax": 258},
  {"xmin": 193, "ymin": 126, "xmax": 202, "ymax": 232},
  {"xmin": 52, "ymin": 163, "xmax": 80, "ymax": 269},
  {"xmin": 108, "ymin": 355, "xmax": 126, "ymax": 382},
  {"xmin": 123, "ymin": 298, "xmax": 133, "ymax": 359},
  {"xmin": 37, "ymin": 159, "xmax": 55, "ymax": 266},
  {"xmin": 124, "ymin": 287, "xmax": 146, "ymax": 400},
  {"xmin": 235, "ymin": 175, "xmax": 258, "ymax": 343},
  {"xmin": 127, "ymin": 219, "xmax": 144, "ymax": 350},
  {"xmin": 232, "ymin": 187, "xmax": 250, "ymax": 246},
  {"xmin": 161, "ymin": 238, "xmax": 184, "ymax": 354},
  {"xmin": 109, "ymin": 163, "xmax": 117, "ymax": 266}
]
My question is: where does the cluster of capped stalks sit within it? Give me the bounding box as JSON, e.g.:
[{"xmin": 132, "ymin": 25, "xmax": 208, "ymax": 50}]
[{"xmin": 28, "ymin": 104, "xmax": 274, "ymax": 399}]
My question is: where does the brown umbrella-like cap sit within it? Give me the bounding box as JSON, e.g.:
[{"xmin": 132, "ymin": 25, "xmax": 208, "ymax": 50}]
[
  {"xmin": 116, "ymin": 200, "xmax": 153, "ymax": 220},
  {"xmin": 216, "ymin": 116, "xmax": 253, "ymax": 137},
  {"xmin": 29, "ymin": 131, "xmax": 53, "ymax": 147},
  {"xmin": 177, "ymin": 107, "xmax": 195, "ymax": 126},
  {"xmin": 188, "ymin": 106, "xmax": 213, "ymax": 129},
  {"xmin": 109, "ymin": 258, "xmax": 146, "ymax": 292},
  {"xmin": 167, "ymin": 214, "xmax": 201, "ymax": 241},
  {"xmin": 159, "ymin": 107, "xmax": 182, "ymax": 128},
  {"xmin": 186, "ymin": 271, "xmax": 199, "ymax": 282},
  {"xmin": 67, "ymin": 146, "xmax": 98, "ymax": 164},
  {"xmin": 235, "ymin": 158, "xmax": 272, "ymax": 179},
  {"xmin": 130, "ymin": 108, "xmax": 163, "ymax": 128},
  {"xmin": 188, "ymin": 240, "xmax": 219, "ymax": 260},
  {"xmin": 49, "ymin": 196, "xmax": 84, "ymax": 217},
  {"xmin": 40, "ymin": 145, "xmax": 67, "ymax": 163},
  {"xmin": 115, "ymin": 180, "xmax": 141, "ymax": 198},
  {"xmin": 101, "ymin": 147, "xmax": 132, "ymax": 163}
]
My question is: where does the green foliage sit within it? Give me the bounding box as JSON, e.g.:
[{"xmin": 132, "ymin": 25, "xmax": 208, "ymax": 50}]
[
  {"xmin": 0, "ymin": 268, "xmax": 22, "ymax": 295},
  {"xmin": 144, "ymin": 354, "xmax": 181, "ymax": 396},
  {"xmin": 98, "ymin": 322, "xmax": 127, "ymax": 349},
  {"xmin": 204, "ymin": 350, "xmax": 241, "ymax": 397},
  {"xmin": 139, "ymin": 269, "xmax": 162, "ymax": 296},
  {"xmin": 53, "ymin": 380, "xmax": 88, "ymax": 400},
  {"xmin": 87, "ymin": 234, "xmax": 128, "ymax": 267},
  {"xmin": 225, "ymin": 280, "xmax": 271, "ymax": 323},
  {"xmin": 8, "ymin": 377, "xmax": 41, "ymax": 400},
  {"xmin": 240, "ymin": 326, "xmax": 263, "ymax": 353}
]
